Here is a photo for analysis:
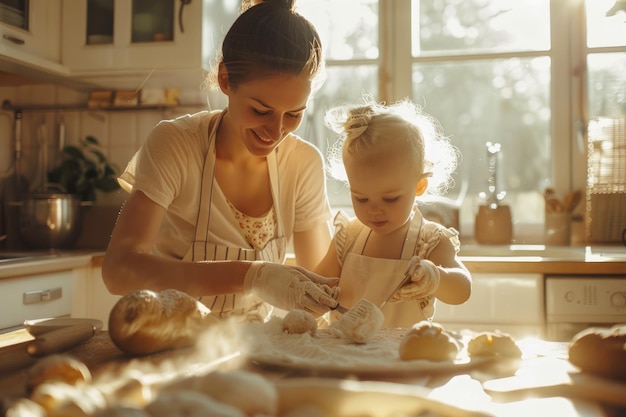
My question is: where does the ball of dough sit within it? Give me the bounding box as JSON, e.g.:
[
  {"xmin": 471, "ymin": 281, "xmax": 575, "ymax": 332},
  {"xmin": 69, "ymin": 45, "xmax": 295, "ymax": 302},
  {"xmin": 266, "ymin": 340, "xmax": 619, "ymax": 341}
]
[
  {"xmin": 399, "ymin": 321, "xmax": 459, "ymax": 361},
  {"xmin": 467, "ymin": 330, "xmax": 522, "ymax": 359},
  {"xmin": 26, "ymin": 354, "xmax": 91, "ymax": 394},
  {"xmin": 146, "ymin": 390, "xmax": 245, "ymax": 417},
  {"xmin": 282, "ymin": 309, "xmax": 318, "ymax": 335},
  {"xmin": 568, "ymin": 324, "xmax": 626, "ymax": 379}
]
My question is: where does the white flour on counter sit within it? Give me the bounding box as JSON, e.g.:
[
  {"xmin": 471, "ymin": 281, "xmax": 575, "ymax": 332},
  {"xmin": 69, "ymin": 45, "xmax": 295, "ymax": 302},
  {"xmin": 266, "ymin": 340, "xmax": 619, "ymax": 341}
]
[{"xmin": 238, "ymin": 318, "xmax": 470, "ymax": 374}]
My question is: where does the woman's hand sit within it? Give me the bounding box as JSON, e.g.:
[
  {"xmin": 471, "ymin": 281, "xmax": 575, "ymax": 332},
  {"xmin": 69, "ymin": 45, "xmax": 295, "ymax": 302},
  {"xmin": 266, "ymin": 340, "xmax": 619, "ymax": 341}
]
[{"xmin": 244, "ymin": 262, "xmax": 339, "ymax": 315}]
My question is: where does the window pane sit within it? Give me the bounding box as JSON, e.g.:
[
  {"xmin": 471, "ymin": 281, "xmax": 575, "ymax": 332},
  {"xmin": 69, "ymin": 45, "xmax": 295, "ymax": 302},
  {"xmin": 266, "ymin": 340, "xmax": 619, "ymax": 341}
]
[
  {"xmin": 411, "ymin": 0, "xmax": 550, "ymax": 56},
  {"xmin": 295, "ymin": 65, "xmax": 378, "ymax": 208},
  {"xmin": 412, "ymin": 58, "xmax": 551, "ymax": 229},
  {"xmin": 588, "ymin": 53, "xmax": 626, "ymax": 118},
  {"xmin": 297, "ymin": 0, "xmax": 379, "ymax": 60},
  {"xmin": 586, "ymin": 0, "xmax": 626, "ymax": 48}
]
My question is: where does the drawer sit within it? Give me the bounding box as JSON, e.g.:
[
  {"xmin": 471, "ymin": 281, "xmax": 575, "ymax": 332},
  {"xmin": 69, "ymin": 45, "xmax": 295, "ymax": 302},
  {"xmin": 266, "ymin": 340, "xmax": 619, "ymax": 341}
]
[{"xmin": 0, "ymin": 270, "xmax": 74, "ymax": 331}]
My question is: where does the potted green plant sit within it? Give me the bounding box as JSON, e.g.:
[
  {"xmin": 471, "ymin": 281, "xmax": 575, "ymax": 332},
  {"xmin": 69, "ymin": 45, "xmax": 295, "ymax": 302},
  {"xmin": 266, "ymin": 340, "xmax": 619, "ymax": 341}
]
[{"xmin": 47, "ymin": 135, "xmax": 121, "ymax": 202}]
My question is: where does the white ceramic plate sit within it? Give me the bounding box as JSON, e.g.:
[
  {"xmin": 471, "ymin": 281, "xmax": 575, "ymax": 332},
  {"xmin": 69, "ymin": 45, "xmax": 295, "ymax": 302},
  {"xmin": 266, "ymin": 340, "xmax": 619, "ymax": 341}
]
[{"xmin": 24, "ymin": 317, "xmax": 103, "ymax": 337}]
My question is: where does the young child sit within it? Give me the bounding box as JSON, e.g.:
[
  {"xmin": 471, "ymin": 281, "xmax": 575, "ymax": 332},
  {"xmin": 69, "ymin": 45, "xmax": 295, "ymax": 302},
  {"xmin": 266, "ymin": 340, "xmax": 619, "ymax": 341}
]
[{"xmin": 315, "ymin": 98, "xmax": 472, "ymax": 328}]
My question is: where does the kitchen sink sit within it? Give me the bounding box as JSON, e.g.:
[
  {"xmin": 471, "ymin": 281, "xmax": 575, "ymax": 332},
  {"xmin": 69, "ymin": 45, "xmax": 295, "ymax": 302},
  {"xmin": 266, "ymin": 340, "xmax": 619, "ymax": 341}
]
[{"xmin": 0, "ymin": 251, "xmax": 60, "ymax": 264}]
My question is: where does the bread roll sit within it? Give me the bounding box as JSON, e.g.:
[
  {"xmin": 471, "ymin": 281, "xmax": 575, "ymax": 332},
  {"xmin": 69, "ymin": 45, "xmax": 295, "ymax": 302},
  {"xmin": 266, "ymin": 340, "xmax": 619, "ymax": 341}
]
[
  {"xmin": 108, "ymin": 289, "xmax": 220, "ymax": 355},
  {"xmin": 398, "ymin": 321, "xmax": 459, "ymax": 361},
  {"xmin": 467, "ymin": 330, "xmax": 522, "ymax": 359},
  {"xmin": 26, "ymin": 355, "xmax": 91, "ymax": 394},
  {"xmin": 568, "ymin": 324, "xmax": 626, "ymax": 379}
]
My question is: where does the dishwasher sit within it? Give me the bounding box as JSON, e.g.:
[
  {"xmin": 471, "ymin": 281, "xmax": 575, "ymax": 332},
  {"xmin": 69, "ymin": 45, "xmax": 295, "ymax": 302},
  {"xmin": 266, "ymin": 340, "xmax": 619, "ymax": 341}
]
[{"xmin": 545, "ymin": 276, "xmax": 626, "ymax": 341}]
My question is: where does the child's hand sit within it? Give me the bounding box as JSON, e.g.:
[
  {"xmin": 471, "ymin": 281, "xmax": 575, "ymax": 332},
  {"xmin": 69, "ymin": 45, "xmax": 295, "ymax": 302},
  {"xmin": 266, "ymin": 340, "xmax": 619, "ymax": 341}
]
[{"xmin": 390, "ymin": 257, "xmax": 441, "ymax": 302}]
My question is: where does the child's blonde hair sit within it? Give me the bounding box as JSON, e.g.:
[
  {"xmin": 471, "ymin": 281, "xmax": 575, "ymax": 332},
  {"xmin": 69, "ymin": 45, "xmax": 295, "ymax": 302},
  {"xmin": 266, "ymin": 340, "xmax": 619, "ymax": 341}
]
[{"xmin": 325, "ymin": 97, "xmax": 459, "ymax": 196}]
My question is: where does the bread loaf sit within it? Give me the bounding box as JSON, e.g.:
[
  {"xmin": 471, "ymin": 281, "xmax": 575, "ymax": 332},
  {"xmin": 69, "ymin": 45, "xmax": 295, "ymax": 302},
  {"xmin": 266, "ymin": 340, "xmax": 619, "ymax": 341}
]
[
  {"xmin": 108, "ymin": 289, "xmax": 219, "ymax": 355},
  {"xmin": 568, "ymin": 324, "xmax": 626, "ymax": 380}
]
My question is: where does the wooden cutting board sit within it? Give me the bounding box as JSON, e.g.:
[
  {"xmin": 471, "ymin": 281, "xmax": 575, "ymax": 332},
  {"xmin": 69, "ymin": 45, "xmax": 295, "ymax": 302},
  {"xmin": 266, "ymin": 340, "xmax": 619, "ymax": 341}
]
[{"xmin": 482, "ymin": 357, "xmax": 626, "ymax": 407}]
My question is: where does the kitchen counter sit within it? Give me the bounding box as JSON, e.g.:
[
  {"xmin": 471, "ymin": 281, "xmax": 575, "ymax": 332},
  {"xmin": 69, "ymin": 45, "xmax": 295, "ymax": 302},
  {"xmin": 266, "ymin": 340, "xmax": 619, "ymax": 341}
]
[
  {"xmin": 1, "ymin": 245, "xmax": 624, "ymax": 278},
  {"xmin": 0, "ymin": 250, "xmax": 103, "ymax": 279},
  {"xmin": 0, "ymin": 326, "xmax": 624, "ymax": 417}
]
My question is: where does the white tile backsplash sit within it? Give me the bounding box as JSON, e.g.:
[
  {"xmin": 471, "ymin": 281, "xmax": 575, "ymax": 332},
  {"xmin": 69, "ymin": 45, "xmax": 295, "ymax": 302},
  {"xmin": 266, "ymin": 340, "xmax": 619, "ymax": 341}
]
[{"xmin": 0, "ymin": 84, "xmax": 206, "ymax": 249}]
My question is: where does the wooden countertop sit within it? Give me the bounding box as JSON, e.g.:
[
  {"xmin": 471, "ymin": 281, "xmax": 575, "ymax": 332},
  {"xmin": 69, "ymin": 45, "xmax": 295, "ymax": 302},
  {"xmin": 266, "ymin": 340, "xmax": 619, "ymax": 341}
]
[{"xmin": 1, "ymin": 326, "xmax": 624, "ymax": 416}]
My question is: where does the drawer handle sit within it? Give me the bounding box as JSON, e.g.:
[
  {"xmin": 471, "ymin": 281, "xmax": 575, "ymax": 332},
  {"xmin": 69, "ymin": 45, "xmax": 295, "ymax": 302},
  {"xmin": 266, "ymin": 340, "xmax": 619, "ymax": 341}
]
[
  {"xmin": 23, "ymin": 287, "xmax": 63, "ymax": 305},
  {"xmin": 2, "ymin": 34, "xmax": 25, "ymax": 45}
]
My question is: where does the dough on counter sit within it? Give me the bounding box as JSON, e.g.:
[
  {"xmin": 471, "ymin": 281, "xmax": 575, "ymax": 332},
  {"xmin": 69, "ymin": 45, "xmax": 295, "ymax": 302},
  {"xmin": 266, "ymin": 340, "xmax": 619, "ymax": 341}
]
[
  {"xmin": 162, "ymin": 370, "xmax": 278, "ymax": 417},
  {"xmin": 568, "ymin": 324, "xmax": 626, "ymax": 380},
  {"xmin": 329, "ymin": 298, "xmax": 384, "ymax": 344},
  {"xmin": 26, "ymin": 354, "xmax": 91, "ymax": 394},
  {"xmin": 93, "ymin": 405, "xmax": 151, "ymax": 417},
  {"xmin": 282, "ymin": 309, "xmax": 318, "ymax": 335},
  {"xmin": 398, "ymin": 321, "xmax": 459, "ymax": 361},
  {"xmin": 467, "ymin": 330, "xmax": 522, "ymax": 359},
  {"xmin": 4, "ymin": 398, "xmax": 47, "ymax": 417},
  {"xmin": 146, "ymin": 390, "xmax": 245, "ymax": 417}
]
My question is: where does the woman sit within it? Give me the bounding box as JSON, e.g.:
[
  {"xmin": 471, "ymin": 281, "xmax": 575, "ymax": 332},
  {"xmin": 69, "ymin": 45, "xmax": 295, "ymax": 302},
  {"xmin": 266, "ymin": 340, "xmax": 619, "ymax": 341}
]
[{"xmin": 102, "ymin": 0, "xmax": 338, "ymax": 319}]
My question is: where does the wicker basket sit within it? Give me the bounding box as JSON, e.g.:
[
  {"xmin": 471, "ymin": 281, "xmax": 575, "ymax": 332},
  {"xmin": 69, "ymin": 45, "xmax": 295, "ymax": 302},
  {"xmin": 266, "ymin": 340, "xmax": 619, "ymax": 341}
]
[{"xmin": 586, "ymin": 117, "xmax": 626, "ymax": 243}]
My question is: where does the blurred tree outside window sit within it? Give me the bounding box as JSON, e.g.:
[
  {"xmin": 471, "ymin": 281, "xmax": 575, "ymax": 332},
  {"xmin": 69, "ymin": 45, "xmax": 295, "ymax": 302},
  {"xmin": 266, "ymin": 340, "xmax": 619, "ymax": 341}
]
[{"xmin": 295, "ymin": 0, "xmax": 625, "ymax": 242}]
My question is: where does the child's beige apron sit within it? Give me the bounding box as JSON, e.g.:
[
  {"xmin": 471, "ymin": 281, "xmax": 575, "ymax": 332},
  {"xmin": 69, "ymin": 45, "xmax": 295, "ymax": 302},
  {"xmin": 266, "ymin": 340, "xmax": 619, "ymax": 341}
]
[
  {"xmin": 332, "ymin": 211, "xmax": 434, "ymax": 328},
  {"xmin": 183, "ymin": 111, "xmax": 286, "ymax": 321}
]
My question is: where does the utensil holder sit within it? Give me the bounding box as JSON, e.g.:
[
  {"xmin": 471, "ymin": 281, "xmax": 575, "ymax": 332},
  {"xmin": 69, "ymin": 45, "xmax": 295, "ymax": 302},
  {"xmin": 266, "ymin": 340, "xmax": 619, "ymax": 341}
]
[
  {"xmin": 545, "ymin": 212, "xmax": 571, "ymax": 246},
  {"xmin": 474, "ymin": 205, "xmax": 513, "ymax": 245}
]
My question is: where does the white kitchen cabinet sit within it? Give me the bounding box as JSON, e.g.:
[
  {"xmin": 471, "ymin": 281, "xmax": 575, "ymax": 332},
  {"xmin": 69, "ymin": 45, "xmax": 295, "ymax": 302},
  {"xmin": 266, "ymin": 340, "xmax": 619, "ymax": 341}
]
[
  {"xmin": 73, "ymin": 264, "xmax": 120, "ymax": 330},
  {"xmin": 435, "ymin": 273, "xmax": 545, "ymax": 339},
  {"xmin": 62, "ymin": 0, "xmax": 236, "ymax": 90},
  {"xmin": 0, "ymin": 269, "xmax": 74, "ymax": 332},
  {"xmin": 0, "ymin": 0, "xmax": 61, "ymax": 63}
]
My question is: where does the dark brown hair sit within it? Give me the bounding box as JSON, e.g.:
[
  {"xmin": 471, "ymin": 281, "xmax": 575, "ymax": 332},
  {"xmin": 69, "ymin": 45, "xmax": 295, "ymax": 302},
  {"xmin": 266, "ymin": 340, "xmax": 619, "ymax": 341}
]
[{"xmin": 206, "ymin": 0, "xmax": 325, "ymax": 92}]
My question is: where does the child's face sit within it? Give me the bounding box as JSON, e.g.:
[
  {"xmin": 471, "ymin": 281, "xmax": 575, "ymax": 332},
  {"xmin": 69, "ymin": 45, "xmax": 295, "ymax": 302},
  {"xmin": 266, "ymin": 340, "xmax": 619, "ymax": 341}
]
[{"xmin": 345, "ymin": 150, "xmax": 420, "ymax": 236}]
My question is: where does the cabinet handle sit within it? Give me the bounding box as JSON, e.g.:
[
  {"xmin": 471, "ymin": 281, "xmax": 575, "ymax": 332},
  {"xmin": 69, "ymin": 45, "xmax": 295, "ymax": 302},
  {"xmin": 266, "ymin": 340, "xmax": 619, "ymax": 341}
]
[
  {"xmin": 23, "ymin": 287, "xmax": 63, "ymax": 305},
  {"xmin": 2, "ymin": 34, "xmax": 25, "ymax": 45},
  {"xmin": 179, "ymin": 0, "xmax": 192, "ymax": 33}
]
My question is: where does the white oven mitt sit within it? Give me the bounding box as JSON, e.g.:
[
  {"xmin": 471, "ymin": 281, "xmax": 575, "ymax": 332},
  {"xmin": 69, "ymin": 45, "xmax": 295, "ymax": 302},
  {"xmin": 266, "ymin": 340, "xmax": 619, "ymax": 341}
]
[
  {"xmin": 243, "ymin": 261, "xmax": 339, "ymax": 315},
  {"xmin": 389, "ymin": 257, "xmax": 441, "ymax": 303}
]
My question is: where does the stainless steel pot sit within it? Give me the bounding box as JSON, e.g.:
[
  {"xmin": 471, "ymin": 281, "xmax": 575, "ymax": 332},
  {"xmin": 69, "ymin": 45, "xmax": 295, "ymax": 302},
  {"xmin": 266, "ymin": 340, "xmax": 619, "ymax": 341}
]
[{"xmin": 9, "ymin": 193, "xmax": 85, "ymax": 249}]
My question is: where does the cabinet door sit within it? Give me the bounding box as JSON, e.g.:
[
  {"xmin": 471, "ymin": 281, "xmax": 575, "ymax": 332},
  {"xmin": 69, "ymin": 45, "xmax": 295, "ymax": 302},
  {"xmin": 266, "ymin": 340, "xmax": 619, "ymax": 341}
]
[
  {"xmin": 0, "ymin": 0, "xmax": 61, "ymax": 63},
  {"xmin": 435, "ymin": 273, "xmax": 545, "ymax": 338},
  {"xmin": 62, "ymin": 0, "xmax": 204, "ymax": 73},
  {"xmin": 0, "ymin": 270, "xmax": 74, "ymax": 331}
]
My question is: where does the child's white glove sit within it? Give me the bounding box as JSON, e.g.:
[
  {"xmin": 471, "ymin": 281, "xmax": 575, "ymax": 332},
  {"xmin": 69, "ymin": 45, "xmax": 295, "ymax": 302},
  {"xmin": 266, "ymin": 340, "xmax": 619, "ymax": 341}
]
[
  {"xmin": 390, "ymin": 257, "xmax": 440, "ymax": 303},
  {"xmin": 243, "ymin": 262, "xmax": 339, "ymax": 315}
]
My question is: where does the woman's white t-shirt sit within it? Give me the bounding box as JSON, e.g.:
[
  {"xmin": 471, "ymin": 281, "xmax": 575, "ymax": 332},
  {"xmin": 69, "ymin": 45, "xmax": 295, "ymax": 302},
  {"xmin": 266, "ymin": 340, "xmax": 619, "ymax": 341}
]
[{"xmin": 119, "ymin": 110, "xmax": 332, "ymax": 259}]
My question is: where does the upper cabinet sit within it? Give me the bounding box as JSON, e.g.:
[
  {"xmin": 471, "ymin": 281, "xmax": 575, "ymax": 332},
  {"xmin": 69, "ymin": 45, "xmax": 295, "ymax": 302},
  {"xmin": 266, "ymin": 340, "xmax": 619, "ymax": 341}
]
[
  {"xmin": 0, "ymin": 0, "xmax": 61, "ymax": 63},
  {"xmin": 62, "ymin": 0, "xmax": 236, "ymax": 90}
]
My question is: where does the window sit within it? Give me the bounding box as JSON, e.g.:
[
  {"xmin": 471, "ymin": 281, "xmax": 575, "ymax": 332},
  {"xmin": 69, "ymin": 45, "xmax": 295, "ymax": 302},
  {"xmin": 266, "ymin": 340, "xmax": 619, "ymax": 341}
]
[{"xmin": 295, "ymin": 0, "xmax": 626, "ymax": 243}]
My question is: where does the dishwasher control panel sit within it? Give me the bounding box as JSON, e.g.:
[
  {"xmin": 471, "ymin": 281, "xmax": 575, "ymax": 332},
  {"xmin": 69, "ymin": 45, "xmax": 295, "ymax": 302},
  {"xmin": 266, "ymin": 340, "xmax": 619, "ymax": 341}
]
[{"xmin": 545, "ymin": 276, "xmax": 626, "ymax": 323}]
